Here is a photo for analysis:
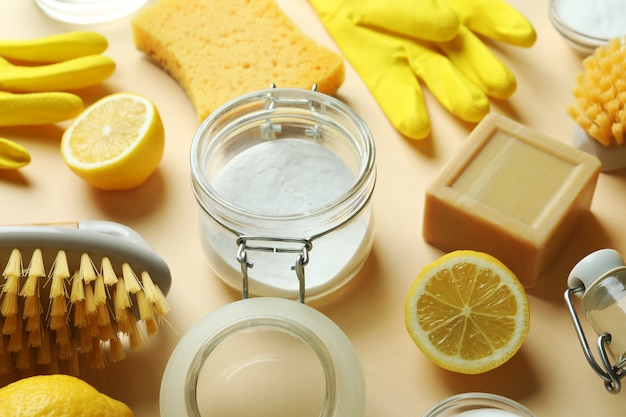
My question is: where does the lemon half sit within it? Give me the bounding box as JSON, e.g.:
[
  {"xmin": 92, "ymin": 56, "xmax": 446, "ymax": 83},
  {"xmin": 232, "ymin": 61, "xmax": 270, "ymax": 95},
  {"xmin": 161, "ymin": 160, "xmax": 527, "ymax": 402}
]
[
  {"xmin": 405, "ymin": 250, "xmax": 530, "ymax": 374},
  {"xmin": 61, "ymin": 92, "xmax": 164, "ymax": 191}
]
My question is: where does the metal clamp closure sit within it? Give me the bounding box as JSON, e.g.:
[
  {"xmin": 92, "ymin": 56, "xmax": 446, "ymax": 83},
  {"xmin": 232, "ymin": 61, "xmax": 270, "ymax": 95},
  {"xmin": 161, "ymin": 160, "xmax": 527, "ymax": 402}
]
[
  {"xmin": 261, "ymin": 84, "xmax": 323, "ymax": 141},
  {"xmin": 565, "ymin": 286, "xmax": 626, "ymax": 393},
  {"xmin": 236, "ymin": 236, "xmax": 312, "ymax": 303}
]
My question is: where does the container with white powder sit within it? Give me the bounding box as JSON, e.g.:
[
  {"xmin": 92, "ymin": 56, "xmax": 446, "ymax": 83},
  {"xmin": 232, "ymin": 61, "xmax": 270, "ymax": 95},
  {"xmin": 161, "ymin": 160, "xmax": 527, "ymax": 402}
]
[
  {"xmin": 550, "ymin": 0, "xmax": 626, "ymax": 54},
  {"xmin": 190, "ymin": 88, "xmax": 376, "ymax": 302},
  {"xmin": 422, "ymin": 393, "xmax": 536, "ymax": 417}
]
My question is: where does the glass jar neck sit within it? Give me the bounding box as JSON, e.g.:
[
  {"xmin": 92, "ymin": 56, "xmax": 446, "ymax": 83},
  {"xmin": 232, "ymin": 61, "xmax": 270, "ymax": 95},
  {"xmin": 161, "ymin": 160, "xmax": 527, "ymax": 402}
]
[
  {"xmin": 582, "ymin": 271, "xmax": 626, "ymax": 312},
  {"xmin": 190, "ymin": 88, "xmax": 376, "ymax": 240}
]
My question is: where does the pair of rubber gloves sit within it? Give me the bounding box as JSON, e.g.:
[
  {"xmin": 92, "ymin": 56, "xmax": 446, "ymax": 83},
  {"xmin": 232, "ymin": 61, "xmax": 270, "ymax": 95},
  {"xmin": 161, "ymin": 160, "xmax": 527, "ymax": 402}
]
[{"xmin": 309, "ymin": 0, "xmax": 536, "ymax": 139}]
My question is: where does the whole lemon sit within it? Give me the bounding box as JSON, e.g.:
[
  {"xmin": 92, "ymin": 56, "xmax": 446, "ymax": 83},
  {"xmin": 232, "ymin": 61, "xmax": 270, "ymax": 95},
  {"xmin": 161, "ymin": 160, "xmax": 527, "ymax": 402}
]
[{"xmin": 0, "ymin": 374, "xmax": 133, "ymax": 417}]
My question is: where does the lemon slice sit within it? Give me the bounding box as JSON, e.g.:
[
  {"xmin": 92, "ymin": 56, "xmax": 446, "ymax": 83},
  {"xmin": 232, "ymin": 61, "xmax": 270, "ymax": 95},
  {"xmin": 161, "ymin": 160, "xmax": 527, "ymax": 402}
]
[
  {"xmin": 61, "ymin": 92, "xmax": 165, "ymax": 190},
  {"xmin": 405, "ymin": 250, "xmax": 530, "ymax": 374}
]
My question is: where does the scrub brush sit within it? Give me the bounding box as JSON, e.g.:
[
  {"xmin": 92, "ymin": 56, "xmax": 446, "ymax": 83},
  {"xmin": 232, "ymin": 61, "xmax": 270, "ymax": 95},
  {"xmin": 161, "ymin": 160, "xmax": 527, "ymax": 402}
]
[
  {"xmin": 0, "ymin": 220, "xmax": 171, "ymax": 376},
  {"xmin": 567, "ymin": 37, "xmax": 626, "ymax": 147}
]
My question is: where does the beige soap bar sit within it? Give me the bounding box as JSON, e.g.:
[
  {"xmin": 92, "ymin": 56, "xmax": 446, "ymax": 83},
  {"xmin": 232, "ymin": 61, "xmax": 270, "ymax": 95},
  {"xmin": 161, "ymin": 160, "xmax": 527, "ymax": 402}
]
[{"xmin": 423, "ymin": 113, "xmax": 601, "ymax": 287}]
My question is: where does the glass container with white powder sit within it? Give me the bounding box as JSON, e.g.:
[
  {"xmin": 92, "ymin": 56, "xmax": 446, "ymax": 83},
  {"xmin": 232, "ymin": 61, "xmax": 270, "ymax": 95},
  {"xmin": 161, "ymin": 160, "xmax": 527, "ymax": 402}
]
[
  {"xmin": 190, "ymin": 87, "xmax": 376, "ymax": 302},
  {"xmin": 422, "ymin": 393, "xmax": 536, "ymax": 417},
  {"xmin": 550, "ymin": 0, "xmax": 626, "ymax": 54},
  {"xmin": 33, "ymin": 0, "xmax": 150, "ymax": 24}
]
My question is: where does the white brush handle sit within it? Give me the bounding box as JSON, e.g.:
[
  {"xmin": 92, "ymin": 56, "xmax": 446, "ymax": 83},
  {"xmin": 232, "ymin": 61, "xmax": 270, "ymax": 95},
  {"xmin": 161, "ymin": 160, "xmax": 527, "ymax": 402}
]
[
  {"xmin": 0, "ymin": 220, "xmax": 171, "ymax": 295},
  {"xmin": 78, "ymin": 220, "xmax": 155, "ymax": 251}
]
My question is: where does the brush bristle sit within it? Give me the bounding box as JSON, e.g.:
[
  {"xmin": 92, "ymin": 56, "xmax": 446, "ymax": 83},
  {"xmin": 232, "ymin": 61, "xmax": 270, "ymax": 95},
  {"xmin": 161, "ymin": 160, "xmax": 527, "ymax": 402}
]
[
  {"xmin": 567, "ymin": 37, "xmax": 626, "ymax": 146},
  {"xmin": 0, "ymin": 248, "xmax": 170, "ymax": 376}
]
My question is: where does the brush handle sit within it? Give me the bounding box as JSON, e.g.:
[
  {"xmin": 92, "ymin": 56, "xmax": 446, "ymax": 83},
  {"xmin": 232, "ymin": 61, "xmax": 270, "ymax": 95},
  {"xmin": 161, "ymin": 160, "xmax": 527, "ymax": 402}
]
[
  {"xmin": 572, "ymin": 125, "xmax": 626, "ymax": 172},
  {"xmin": 78, "ymin": 220, "xmax": 157, "ymax": 251},
  {"xmin": 0, "ymin": 220, "xmax": 171, "ymax": 295}
]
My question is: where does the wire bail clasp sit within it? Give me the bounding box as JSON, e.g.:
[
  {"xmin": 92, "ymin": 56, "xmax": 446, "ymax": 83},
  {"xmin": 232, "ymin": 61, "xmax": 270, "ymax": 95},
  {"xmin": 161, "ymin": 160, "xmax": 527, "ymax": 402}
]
[
  {"xmin": 565, "ymin": 286, "xmax": 625, "ymax": 393},
  {"xmin": 565, "ymin": 248, "xmax": 626, "ymax": 394},
  {"xmin": 236, "ymin": 236, "xmax": 312, "ymax": 303}
]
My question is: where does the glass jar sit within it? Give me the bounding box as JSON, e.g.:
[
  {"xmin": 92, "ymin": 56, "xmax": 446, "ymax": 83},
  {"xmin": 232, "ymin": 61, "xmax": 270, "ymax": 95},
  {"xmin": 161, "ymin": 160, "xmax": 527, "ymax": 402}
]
[
  {"xmin": 422, "ymin": 393, "xmax": 536, "ymax": 417},
  {"xmin": 190, "ymin": 88, "xmax": 376, "ymax": 302},
  {"xmin": 580, "ymin": 273, "xmax": 626, "ymax": 365},
  {"xmin": 549, "ymin": 0, "xmax": 626, "ymax": 55},
  {"xmin": 160, "ymin": 297, "xmax": 365, "ymax": 417},
  {"xmin": 567, "ymin": 249, "xmax": 626, "ymax": 392}
]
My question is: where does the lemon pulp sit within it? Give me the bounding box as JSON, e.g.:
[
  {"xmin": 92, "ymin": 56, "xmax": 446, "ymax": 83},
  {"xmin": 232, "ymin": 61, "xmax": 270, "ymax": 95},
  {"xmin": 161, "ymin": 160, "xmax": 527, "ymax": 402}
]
[
  {"xmin": 405, "ymin": 250, "xmax": 530, "ymax": 374},
  {"xmin": 61, "ymin": 92, "xmax": 164, "ymax": 190}
]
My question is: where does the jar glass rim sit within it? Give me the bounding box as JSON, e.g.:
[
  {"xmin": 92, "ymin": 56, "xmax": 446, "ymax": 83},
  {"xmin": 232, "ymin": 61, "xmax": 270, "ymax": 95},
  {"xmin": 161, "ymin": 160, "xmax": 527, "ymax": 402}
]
[
  {"xmin": 190, "ymin": 87, "xmax": 376, "ymax": 229},
  {"xmin": 185, "ymin": 316, "xmax": 336, "ymax": 416},
  {"xmin": 422, "ymin": 392, "xmax": 536, "ymax": 417},
  {"xmin": 548, "ymin": 0, "xmax": 625, "ymax": 54},
  {"xmin": 159, "ymin": 297, "xmax": 366, "ymax": 417}
]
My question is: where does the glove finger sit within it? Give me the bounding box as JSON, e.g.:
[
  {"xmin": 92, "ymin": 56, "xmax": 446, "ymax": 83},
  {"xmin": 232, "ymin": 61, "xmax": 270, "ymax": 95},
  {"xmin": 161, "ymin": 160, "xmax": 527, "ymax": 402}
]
[
  {"xmin": 438, "ymin": 25, "xmax": 517, "ymax": 99},
  {"xmin": 361, "ymin": 45, "xmax": 432, "ymax": 139},
  {"xmin": 343, "ymin": 34, "xmax": 432, "ymax": 138},
  {"xmin": 309, "ymin": 0, "xmax": 459, "ymax": 42},
  {"xmin": 408, "ymin": 40, "xmax": 489, "ymax": 123},
  {"xmin": 373, "ymin": 62, "xmax": 432, "ymax": 139},
  {"xmin": 352, "ymin": 0, "xmax": 459, "ymax": 42},
  {"xmin": 445, "ymin": 0, "xmax": 537, "ymax": 47},
  {"xmin": 313, "ymin": 13, "xmax": 432, "ymax": 139}
]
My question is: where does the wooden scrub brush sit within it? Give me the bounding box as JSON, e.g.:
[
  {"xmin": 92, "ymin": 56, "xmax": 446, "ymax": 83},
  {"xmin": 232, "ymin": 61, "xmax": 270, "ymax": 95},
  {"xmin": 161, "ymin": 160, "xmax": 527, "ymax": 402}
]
[
  {"xmin": 567, "ymin": 37, "xmax": 626, "ymax": 147},
  {"xmin": 0, "ymin": 220, "xmax": 171, "ymax": 376}
]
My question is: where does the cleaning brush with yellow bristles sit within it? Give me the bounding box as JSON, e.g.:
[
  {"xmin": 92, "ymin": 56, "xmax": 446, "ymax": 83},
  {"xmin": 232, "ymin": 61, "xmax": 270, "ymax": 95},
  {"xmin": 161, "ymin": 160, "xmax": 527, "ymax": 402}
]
[
  {"xmin": 0, "ymin": 220, "xmax": 171, "ymax": 376},
  {"xmin": 567, "ymin": 37, "xmax": 626, "ymax": 170}
]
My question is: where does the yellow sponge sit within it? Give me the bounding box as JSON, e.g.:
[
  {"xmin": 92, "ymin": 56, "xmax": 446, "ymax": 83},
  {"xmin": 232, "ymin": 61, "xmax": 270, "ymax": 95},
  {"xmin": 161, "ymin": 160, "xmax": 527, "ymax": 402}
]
[{"xmin": 131, "ymin": 0, "xmax": 345, "ymax": 122}]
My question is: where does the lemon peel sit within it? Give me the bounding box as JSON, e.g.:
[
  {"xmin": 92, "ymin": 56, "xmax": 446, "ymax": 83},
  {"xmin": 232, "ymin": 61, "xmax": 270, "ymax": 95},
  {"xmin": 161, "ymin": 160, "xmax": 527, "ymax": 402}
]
[{"xmin": 0, "ymin": 374, "xmax": 133, "ymax": 417}]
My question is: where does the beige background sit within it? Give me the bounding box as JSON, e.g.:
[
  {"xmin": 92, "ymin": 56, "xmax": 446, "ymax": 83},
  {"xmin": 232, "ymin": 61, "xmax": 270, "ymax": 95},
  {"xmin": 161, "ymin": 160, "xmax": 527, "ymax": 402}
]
[{"xmin": 1, "ymin": 0, "xmax": 626, "ymax": 415}]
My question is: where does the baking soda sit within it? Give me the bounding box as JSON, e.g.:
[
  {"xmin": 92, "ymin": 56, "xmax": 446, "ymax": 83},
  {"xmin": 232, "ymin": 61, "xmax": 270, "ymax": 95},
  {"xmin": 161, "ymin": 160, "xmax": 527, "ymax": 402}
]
[
  {"xmin": 203, "ymin": 138, "xmax": 373, "ymax": 299},
  {"xmin": 556, "ymin": 0, "xmax": 626, "ymax": 39},
  {"xmin": 212, "ymin": 138, "xmax": 354, "ymax": 215}
]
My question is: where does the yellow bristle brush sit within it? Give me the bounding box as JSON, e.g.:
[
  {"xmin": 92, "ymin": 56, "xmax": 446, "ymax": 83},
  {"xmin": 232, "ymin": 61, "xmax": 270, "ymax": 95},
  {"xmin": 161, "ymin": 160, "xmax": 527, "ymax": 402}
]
[
  {"xmin": 567, "ymin": 37, "xmax": 626, "ymax": 147},
  {"xmin": 0, "ymin": 220, "xmax": 171, "ymax": 376}
]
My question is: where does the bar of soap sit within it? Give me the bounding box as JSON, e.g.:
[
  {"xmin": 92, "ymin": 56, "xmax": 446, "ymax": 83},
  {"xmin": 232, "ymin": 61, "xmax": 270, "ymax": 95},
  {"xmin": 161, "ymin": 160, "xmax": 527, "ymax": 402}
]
[{"xmin": 423, "ymin": 113, "xmax": 601, "ymax": 287}]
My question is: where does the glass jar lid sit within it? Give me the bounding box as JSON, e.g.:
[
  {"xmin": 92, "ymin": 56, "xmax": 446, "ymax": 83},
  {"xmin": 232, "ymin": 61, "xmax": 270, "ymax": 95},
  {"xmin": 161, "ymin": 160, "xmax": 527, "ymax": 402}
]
[{"xmin": 160, "ymin": 297, "xmax": 365, "ymax": 417}]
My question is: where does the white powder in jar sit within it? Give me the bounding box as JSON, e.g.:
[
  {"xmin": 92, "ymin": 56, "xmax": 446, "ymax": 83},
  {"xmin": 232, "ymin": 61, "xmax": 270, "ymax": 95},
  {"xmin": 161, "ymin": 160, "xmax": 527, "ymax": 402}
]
[
  {"xmin": 203, "ymin": 138, "xmax": 373, "ymax": 299},
  {"xmin": 556, "ymin": 0, "xmax": 626, "ymax": 39},
  {"xmin": 212, "ymin": 138, "xmax": 354, "ymax": 215}
]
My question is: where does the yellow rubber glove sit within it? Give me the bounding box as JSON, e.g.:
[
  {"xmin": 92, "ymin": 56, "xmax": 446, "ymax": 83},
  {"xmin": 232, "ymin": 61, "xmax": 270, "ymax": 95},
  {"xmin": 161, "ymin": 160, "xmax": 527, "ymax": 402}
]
[{"xmin": 310, "ymin": 0, "xmax": 536, "ymax": 139}]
